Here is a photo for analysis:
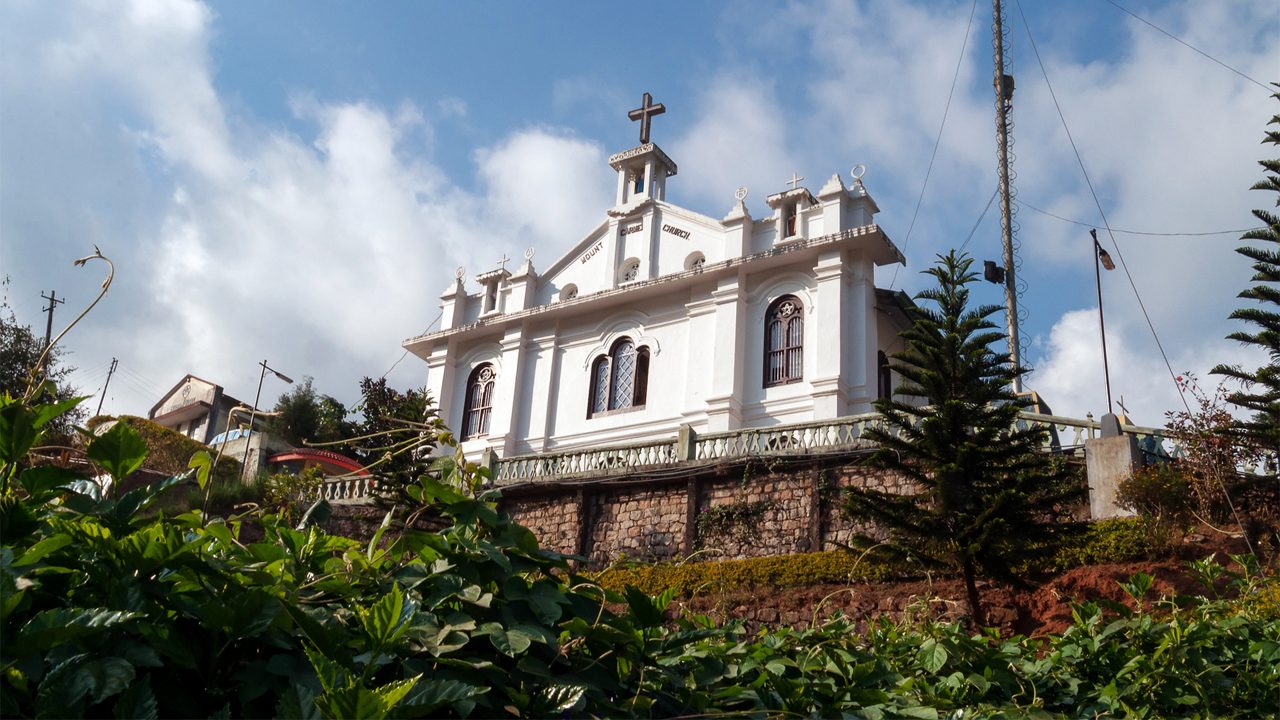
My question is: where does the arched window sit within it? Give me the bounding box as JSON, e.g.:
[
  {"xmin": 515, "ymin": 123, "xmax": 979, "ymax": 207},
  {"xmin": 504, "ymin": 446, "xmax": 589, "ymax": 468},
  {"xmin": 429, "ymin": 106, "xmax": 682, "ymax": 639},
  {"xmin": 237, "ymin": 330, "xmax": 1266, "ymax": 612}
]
[
  {"xmin": 461, "ymin": 363, "xmax": 496, "ymax": 440},
  {"xmin": 764, "ymin": 295, "xmax": 804, "ymax": 386},
  {"xmin": 588, "ymin": 337, "xmax": 650, "ymax": 417},
  {"xmin": 877, "ymin": 350, "xmax": 892, "ymax": 400}
]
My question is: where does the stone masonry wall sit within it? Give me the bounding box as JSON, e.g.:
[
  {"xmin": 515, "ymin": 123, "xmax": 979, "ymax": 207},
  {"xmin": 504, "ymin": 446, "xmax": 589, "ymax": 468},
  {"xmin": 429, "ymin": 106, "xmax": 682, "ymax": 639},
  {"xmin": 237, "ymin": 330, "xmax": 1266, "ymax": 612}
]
[
  {"xmin": 498, "ymin": 459, "xmax": 911, "ymax": 568},
  {"xmin": 587, "ymin": 485, "xmax": 687, "ymax": 565},
  {"xmin": 505, "ymin": 494, "xmax": 578, "ymax": 555}
]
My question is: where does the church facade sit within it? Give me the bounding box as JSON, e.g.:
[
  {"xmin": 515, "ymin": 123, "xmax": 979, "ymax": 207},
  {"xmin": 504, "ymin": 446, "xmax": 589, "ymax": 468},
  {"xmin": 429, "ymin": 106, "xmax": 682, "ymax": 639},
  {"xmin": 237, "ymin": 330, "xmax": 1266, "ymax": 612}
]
[{"xmin": 404, "ymin": 95, "xmax": 911, "ymax": 459}]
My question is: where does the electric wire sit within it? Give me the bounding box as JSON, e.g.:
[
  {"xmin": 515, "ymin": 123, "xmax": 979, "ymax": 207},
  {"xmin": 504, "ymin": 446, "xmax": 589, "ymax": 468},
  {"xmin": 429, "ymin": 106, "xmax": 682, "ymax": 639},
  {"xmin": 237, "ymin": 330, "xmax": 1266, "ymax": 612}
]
[
  {"xmin": 1102, "ymin": 0, "xmax": 1271, "ymax": 93},
  {"xmin": 1014, "ymin": 0, "xmax": 1190, "ymax": 416},
  {"xmin": 1017, "ymin": 200, "xmax": 1263, "ymax": 236},
  {"xmin": 959, "ymin": 188, "xmax": 999, "ymax": 252},
  {"xmin": 888, "ymin": 0, "xmax": 980, "ymax": 290},
  {"xmin": 380, "ymin": 309, "xmax": 443, "ymax": 381}
]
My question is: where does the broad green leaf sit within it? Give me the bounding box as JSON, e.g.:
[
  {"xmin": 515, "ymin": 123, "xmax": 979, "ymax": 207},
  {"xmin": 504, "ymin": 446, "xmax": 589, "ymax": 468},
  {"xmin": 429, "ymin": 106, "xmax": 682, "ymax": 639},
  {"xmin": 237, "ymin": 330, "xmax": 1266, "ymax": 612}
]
[
  {"xmin": 17, "ymin": 607, "xmax": 140, "ymax": 654},
  {"xmin": 87, "ymin": 422, "xmax": 148, "ymax": 483},
  {"xmin": 188, "ymin": 450, "xmax": 212, "ymax": 490},
  {"xmin": 304, "ymin": 646, "xmax": 348, "ymax": 695},
  {"xmin": 490, "ymin": 628, "xmax": 533, "ymax": 657},
  {"xmin": 82, "ymin": 656, "xmax": 136, "ymax": 704},
  {"xmin": 113, "ymin": 677, "xmax": 158, "ymax": 720},
  {"xmin": 14, "ymin": 533, "xmax": 73, "ymax": 567},
  {"xmin": 373, "ymin": 675, "xmax": 420, "ymax": 711},
  {"xmin": 399, "ymin": 679, "xmax": 481, "ymax": 713},
  {"xmin": 917, "ymin": 638, "xmax": 948, "ymax": 674},
  {"xmin": 359, "ymin": 583, "xmax": 415, "ymax": 647},
  {"xmin": 317, "ymin": 686, "xmax": 387, "ymax": 720},
  {"xmin": 18, "ymin": 465, "xmax": 81, "ymax": 499},
  {"xmin": 542, "ymin": 684, "xmax": 587, "ymax": 712},
  {"xmin": 0, "ymin": 402, "xmax": 38, "ymax": 465},
  {"xmin": 32, "ymin": 395, "xmax": 87, "ymax": 429},
  {"xmin": 275, "ymin": 684, "xmax": 322, "ymax": 720}
]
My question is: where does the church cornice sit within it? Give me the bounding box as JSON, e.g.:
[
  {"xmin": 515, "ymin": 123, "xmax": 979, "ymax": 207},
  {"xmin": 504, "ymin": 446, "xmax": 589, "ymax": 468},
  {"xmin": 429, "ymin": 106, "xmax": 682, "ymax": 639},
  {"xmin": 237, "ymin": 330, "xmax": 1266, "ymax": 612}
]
[
  {"xmin": 607, "ymin": 143, "xmax": 678, "ymax": 177},
  {"xmin": 403, "ymin": 224, "xmax": 902, "ymax": 354}
]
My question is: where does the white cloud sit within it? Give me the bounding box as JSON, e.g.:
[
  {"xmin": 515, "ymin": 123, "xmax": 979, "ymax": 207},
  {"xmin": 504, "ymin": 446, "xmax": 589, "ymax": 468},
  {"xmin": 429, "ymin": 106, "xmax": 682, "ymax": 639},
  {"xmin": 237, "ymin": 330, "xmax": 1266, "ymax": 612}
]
[{"xmin": 1, "ymin": 0, "xmax": 624, "ymax": 415}]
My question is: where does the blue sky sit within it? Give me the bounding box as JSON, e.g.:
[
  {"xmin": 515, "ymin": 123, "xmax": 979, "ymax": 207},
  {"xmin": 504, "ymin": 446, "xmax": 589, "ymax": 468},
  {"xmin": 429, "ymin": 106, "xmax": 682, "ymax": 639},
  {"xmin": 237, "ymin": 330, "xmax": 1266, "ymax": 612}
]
[{"xmin": 1, "ymin": 0, "xmax": 1276, "ymax": 425}]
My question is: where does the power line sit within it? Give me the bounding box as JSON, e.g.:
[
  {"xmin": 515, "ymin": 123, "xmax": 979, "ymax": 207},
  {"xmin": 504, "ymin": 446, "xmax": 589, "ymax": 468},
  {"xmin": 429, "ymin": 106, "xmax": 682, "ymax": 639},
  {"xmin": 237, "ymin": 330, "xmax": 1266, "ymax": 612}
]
[
  {"xmin": 889, "ymin": 0, "xmax": 981, "ymax": 290},
  {"xmin": 959, "ymin": 187, "xmax": 999, "ymax": 252},
  {"xmin": 1102, "ymin": 0, "xmax": 1272, "ymax": 94},
  {"xmin": 379, "ymin": 310, "xmax": 443, "ymax": 380},
  {"xmin": 1016, "ymin": 200, "xmax": 1261, "ymax": 237},
  {"xmin": 1014, "ymin": 0, "xmax": 1190, "ymax": 416}
]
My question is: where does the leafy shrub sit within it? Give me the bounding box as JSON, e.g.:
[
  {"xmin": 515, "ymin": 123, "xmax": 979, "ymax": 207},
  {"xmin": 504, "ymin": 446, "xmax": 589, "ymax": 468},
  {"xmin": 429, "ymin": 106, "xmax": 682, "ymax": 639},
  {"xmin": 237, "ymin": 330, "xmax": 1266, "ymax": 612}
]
[
  {"xmin": 100, "ymin": 414, "xmax": 241, "ymax": 487},
  {"xmin": 1118, "ymin": 461, "xmax": 1194, "ymax": 528},
  {"xmin": 1043, "ymin": 516, "xmax": 1164, "ymax": 571},
  {"xmin": 4, "ymin": 394, "xmax": 1279, "ymax": 719},
  {"xmin": 259, "ymin": 465, "xmax": 325, "ymax": 521},
  {"xmin": 599, "ymin": 551, "xmax": 907, "ymax": 598}
]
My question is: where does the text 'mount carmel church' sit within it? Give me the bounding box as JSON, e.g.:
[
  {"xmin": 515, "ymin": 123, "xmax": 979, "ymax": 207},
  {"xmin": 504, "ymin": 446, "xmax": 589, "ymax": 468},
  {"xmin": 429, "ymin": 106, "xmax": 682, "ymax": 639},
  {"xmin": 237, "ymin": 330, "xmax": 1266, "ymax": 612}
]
[{"xmin": 404, "ymin": 94, "xmax": 911, "ymax": 459}]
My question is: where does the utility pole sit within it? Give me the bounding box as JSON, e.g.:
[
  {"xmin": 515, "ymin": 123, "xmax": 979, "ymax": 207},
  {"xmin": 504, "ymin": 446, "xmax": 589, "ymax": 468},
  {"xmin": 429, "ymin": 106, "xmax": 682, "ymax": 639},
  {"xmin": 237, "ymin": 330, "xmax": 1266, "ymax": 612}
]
[
  {"xmin": 40, "ymin": 290, "xmax": 65, "ymax": 371},
  {"xmin": 95, "ymin": 357, "xmax": 118, "ymax": 417},
  {"xmin": 992, "ymin": 0, "xmax": 1022, "ymax": 392}
]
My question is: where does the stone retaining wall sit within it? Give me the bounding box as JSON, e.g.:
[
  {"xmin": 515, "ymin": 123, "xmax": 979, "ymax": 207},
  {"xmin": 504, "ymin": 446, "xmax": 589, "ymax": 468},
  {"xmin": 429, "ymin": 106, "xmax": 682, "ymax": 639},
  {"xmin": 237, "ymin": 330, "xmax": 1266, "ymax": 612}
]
[{"xmin": 497, "ymin": 455, "xmax": 910, "ymax": 568}]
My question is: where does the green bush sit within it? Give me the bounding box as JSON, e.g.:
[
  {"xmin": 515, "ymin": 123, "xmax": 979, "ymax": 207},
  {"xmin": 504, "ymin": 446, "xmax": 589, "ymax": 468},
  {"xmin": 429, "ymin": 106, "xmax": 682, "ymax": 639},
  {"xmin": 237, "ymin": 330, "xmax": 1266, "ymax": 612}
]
[
  {"xmin": 596, "ymin": 550, "xmax": 899, "ymax": 598},
  {"xmin": 1044, "ymin": 516, "xmax": 1165, "ymax": 571},
  {"xmin": 259, "ymin": 465, "xmax": 325, "ymax": 521},
  {"xmin": 1118, "ymin": 461, "xmax": 1194, "ymax": 527},
  {"xmin": 4, "ymin": 394, "xmax": 1278, "ymax": 719}
]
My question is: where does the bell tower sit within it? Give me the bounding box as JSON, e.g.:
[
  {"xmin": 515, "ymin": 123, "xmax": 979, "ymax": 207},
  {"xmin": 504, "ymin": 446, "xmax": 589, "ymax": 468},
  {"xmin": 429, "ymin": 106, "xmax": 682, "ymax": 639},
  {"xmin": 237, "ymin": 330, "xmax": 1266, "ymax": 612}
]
[{"xmin": 610, "ymin": 92, "xmax": 678, "ymax": 207}]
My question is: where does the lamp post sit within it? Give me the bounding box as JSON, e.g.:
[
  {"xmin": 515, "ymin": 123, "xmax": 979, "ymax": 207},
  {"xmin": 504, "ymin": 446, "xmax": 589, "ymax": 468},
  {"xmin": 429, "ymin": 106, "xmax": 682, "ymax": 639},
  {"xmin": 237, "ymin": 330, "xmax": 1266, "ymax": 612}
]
[
  {"xmin": 1091, "ymin": 228, "xmax": 1116, "ymax": 418},
  {"xmin": 242, "ymin": 359, "xmax": 294, "ymax": 476}
]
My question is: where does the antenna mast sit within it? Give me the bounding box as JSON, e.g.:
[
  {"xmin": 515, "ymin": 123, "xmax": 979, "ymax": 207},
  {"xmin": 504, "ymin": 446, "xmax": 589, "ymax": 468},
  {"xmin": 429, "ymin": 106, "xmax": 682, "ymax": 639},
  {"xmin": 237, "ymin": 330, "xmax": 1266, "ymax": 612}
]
[{"xmin": 992, "ymin": 0, "xmax": 1022, "ymax": 391}]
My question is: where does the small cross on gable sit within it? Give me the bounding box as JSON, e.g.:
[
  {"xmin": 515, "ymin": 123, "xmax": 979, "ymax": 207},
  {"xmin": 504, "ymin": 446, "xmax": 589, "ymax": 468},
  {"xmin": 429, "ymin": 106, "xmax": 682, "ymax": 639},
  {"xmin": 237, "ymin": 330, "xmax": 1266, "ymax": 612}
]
[
  {"xmin": 497, "ymin": 253, "xmax": 510, "ymax": 273},
  {"xmin": 786, "ymin": 172, "xmax": 805, "ymax": 190},
  {"xmin": 627, "ymin": 92, "xmax": 666, "ymax": 145}
]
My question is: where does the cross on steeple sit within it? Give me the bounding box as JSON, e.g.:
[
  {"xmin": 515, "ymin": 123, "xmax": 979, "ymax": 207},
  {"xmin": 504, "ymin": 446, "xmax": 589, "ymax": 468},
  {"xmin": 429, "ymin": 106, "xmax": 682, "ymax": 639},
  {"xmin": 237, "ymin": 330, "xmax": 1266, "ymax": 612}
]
[
  {"xmin": 786, "ymin": 172, "xmax": 805, "ymax": 190},
  {"xmin": 627, "ymin": 92, "xmax": 666, "ymax": 145},
  {"xmin": 497, "ymin": 253, "xmax": 511, "ymax": 273}
]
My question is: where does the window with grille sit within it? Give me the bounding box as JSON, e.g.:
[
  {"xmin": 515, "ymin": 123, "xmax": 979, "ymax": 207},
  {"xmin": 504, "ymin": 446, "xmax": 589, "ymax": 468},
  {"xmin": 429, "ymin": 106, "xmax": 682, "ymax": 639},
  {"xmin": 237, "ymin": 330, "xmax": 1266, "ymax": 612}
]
[
  {"xmin": 461, "ymin": 363, "xmax": 496, "ymax": 439},
  {"xmin": 764, "ymin": 295, "xmax": 804, "ymax": 386},
  {"xmin": 588, "ymin": 337, "xmax": 650, "ymax": 417}
]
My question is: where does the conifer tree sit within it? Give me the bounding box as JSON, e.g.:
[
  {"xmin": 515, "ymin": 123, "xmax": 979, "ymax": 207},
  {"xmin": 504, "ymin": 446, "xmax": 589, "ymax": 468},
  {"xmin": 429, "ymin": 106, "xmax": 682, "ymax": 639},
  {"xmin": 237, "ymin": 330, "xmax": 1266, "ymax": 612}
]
[
  {"xmin": 1212, "ymin": 87, "xmax": 1280, "ymax": 465},
  {"xmin": 843, "ymin": 251, "xmax": 1083, "ymax": 625}
]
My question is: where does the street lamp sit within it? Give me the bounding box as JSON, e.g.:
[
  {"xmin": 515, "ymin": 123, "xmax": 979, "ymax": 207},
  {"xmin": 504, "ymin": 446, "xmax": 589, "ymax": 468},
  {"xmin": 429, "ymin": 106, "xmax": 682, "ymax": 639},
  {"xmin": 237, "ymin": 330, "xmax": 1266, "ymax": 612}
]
[
  {"xmin": 242, "ymin": 359, "xmax": 294, "ymax": 474},
  {"xmin": 1091, "ymin": 228, "xmax": 1116, "ymax": 421}
]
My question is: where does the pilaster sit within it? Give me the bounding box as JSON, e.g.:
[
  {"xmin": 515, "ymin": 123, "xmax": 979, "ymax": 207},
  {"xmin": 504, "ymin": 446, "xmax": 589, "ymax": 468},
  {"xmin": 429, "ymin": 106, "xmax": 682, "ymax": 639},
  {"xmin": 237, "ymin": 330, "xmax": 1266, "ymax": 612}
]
[
  {"xmin": 704, "ymin": 274, "xmax": 746, "ymax": 431},
  {"xmin": 812, "ymin": 249, "xmax": 847, "ymax": 417},
  {"xmin": 486, "ymin": 327, "xmax": 528, "ymax": 456}
]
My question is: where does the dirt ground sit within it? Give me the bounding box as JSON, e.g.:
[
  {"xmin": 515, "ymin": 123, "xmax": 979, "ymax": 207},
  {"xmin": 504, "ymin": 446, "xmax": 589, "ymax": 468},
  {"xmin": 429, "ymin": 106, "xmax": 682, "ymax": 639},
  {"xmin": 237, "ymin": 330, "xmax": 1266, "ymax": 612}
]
[{"xmin": 675, "ymin": 533, "xmax": 1263, "ymax": 636}]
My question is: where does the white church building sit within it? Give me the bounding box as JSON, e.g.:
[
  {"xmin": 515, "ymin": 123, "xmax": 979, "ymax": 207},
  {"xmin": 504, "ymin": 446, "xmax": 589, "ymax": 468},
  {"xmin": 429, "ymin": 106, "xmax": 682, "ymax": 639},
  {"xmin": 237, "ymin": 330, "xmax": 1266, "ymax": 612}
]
[{"xmin": 404, "ymin": 94, "xmax": 912, "ymax": 459}]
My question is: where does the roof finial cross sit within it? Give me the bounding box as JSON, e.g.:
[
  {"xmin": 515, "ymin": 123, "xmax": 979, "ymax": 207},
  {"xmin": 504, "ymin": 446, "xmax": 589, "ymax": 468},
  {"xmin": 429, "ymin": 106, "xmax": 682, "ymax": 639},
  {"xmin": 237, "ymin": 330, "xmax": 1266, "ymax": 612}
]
[
  {"xmin": 786, "ymin": 172, "xmax": 805, "ymax": 190},
  {"xmin": 627, "ymin": 92, "xmax": 666, "ymax": 145},
  {"xmin": 497, "ymin": 253, "xmax": 510, "ymax": 273}
]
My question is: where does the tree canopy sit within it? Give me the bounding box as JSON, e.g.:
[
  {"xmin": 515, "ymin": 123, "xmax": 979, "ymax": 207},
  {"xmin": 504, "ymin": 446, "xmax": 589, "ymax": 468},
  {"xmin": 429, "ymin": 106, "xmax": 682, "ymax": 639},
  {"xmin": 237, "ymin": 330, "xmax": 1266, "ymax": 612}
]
[
  {"xmin": 843, "ymin": 251, "xmax": 1084, "ymax": 625},
  {"xmin": 1212, "ymin": 86, "xmax": 1280, "ymax": 466}
]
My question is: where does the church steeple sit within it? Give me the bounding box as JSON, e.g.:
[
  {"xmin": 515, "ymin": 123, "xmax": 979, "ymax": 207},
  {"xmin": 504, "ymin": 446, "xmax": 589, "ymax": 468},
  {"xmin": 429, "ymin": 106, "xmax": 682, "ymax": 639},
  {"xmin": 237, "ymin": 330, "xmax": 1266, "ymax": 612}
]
[{"xmin": 609, "ymin": 92, "xmax": 677, "ymax": 207}]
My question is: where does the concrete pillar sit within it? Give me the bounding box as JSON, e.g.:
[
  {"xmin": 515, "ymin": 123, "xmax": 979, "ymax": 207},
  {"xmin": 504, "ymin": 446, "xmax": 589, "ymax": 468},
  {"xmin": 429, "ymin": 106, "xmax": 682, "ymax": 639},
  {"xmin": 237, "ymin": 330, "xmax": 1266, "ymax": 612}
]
[{"xmin": 1085, "ymin": 435, "xmax": 1139, "ymax": 519}]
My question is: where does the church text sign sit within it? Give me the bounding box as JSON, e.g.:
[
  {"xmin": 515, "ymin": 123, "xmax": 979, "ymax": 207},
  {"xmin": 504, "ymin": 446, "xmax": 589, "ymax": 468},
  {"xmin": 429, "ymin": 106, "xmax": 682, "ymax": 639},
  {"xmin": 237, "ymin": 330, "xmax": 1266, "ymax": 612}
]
[
  {"xmin": 662, "ymin": 223, "xmax": 691, "ymax": 240},
  {"xmin": 621, "ymin": 223, "xmax": 643, "ymax": 236},
  {"xmin": 580, "ymin": 240, "xmax": 603, "ymax": 265}
]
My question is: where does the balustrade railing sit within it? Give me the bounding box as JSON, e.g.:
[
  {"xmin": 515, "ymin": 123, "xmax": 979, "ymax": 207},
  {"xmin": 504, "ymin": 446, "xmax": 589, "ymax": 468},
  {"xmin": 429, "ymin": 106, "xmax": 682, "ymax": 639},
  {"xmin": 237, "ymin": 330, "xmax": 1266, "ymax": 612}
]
[
  {"xmin": 307, "ymin": 410, "xmax": 1182, "ymax": 497},
  {"xmin": 692, "ymin": 413, "xmax": 882, "ymax": 462},
  {"xmin": 320, "ymin": 476, "xmax": 377, "ymax": 503},
  {"xmin": 491, "ymin": 438, "xmax": 678, "ymax": 484}
]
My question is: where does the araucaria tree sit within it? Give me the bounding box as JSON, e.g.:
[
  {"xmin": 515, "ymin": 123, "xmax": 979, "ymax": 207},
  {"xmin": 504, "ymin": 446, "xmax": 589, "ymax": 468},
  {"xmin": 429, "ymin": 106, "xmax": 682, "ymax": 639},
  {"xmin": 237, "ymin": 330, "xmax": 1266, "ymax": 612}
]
[
  {"xmin": 844, "ymin": 251, "xmax": 1083, "ymax": 626},
  {"xmin": 1212, "ymin": 87, "xmax": 1280, "ymax": 466}
]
